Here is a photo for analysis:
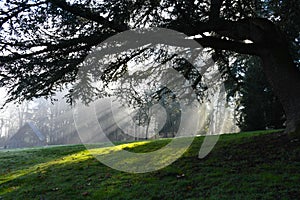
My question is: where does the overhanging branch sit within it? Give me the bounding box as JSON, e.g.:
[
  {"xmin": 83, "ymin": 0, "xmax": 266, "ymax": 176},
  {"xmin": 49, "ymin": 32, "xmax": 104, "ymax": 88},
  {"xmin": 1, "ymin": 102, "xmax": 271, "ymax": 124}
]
[{"xmin": 0, "ymin": 32, "xmax": 113, "ymax": 63}]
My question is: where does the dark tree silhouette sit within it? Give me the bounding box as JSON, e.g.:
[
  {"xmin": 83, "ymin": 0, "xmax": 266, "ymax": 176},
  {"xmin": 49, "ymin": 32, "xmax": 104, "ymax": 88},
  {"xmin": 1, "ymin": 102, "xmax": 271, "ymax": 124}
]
[
  {"xmin": 232, "ymin": 55, "xmax": 286, "ymax": 131},
  {"xmin": 0, "ymin": 0, "xmax": 299, "ymax": 134}
]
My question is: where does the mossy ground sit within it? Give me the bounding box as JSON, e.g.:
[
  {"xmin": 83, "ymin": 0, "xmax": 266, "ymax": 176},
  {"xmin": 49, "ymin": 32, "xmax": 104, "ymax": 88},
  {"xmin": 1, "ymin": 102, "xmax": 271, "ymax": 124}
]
[{"xmin": 0, "ymin": 130, "xmax": 299, "ymax": 200}]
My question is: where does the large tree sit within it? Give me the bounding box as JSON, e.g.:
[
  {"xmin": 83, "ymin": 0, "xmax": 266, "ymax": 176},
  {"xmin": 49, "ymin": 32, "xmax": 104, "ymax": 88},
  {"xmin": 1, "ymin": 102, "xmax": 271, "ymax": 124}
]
[{"xmin": 0, "ymin": 0, "xmax": 299, "ymax": 133}]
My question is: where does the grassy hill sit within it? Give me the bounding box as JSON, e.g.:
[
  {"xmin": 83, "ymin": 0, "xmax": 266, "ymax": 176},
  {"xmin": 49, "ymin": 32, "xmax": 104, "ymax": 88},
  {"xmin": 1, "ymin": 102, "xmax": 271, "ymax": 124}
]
[{"xmin": 0, "ymin": 130, "xmax": 299, "ymax": 200}]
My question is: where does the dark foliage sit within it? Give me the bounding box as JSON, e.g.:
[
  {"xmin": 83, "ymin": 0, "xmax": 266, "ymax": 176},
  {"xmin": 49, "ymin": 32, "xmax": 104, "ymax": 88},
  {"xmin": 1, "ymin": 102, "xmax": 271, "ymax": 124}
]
[{"xmin": 0, "ymin": 0, "xmax": 299, "ymax": 132}]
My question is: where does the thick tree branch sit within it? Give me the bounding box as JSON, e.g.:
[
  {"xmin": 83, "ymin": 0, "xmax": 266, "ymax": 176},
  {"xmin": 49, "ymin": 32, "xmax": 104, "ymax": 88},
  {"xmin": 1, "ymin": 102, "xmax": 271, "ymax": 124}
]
[
  {"xmin": 195, "ymin": 37, "xmax": 263, "ymax": 56},
  {"xmin": 170, "ymin": 17, "xmax": 281, "ymax": 57},
  {"xmin": 176, "ymin": 17, "xmax": 276, "ymax": 46}
]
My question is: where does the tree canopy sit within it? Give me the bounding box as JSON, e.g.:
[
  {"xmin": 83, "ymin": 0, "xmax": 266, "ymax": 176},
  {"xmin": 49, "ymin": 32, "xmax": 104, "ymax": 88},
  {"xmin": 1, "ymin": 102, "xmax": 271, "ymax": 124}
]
[{"xmin": 0, "ymin": 0, "xmax": 299, "ymax": 133}]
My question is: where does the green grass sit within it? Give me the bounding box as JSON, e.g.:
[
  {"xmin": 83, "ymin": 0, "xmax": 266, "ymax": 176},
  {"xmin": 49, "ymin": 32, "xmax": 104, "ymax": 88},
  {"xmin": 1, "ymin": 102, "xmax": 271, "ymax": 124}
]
[{"xmin": 1, "ymin": 130, "xmax": 300, "ymax": 200}]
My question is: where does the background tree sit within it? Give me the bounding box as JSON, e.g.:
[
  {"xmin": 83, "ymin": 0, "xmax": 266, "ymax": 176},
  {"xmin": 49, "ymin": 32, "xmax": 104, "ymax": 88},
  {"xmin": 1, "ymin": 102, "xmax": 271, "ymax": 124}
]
[
  {"xmin": 157, "ymin": 88, "xmax": 181, "ymax": 138},
  {"xmin": 0, "ymin": 0, "xmax": 299, "ymax": 133},
  {"xmin": 232, "ymin": 55, "xmax": 286, "ymax": 131}
]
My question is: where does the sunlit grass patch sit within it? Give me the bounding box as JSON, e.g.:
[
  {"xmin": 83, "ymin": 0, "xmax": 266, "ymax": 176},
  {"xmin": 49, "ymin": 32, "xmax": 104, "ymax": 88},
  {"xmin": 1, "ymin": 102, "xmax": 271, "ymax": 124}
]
[
  {"xmin": 0, "ymin": 149, "xmax": 90, "ymax": 184},
  {"xmin": 0, "ymin": 186, "xmax": 20, "ymax": 195},
  {"xmin": 0, "ymin": 141, "xmax": 155, "ymax": 185}
]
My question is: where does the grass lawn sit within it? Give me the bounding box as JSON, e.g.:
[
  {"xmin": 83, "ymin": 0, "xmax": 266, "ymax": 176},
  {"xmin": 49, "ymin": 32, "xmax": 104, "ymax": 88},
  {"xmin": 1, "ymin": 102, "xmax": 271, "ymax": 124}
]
[{"xmin": 0, "ymin": 130, "xmax": 299, "ymax": 199}]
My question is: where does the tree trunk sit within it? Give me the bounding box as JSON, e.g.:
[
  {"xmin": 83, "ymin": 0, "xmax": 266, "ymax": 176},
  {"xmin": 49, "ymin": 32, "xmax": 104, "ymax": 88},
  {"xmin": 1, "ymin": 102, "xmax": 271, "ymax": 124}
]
[
  {"xmin": 229, "ymin": 19, "xmax": 300, "ymax": 135},
  {"xmin": 260, "ymin": 41, "xmax": 300, "ymax": 135},
  {"xmin": 195, "ymin": 18, "xmax": 300, "ymax": 134}
]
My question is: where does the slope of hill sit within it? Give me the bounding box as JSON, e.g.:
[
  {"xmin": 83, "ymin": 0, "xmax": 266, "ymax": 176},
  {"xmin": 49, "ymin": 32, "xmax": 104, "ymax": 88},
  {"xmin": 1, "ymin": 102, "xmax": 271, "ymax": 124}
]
[{"xmin": 0, "ymin": 130, "xmax": 299, "ymax": 199}]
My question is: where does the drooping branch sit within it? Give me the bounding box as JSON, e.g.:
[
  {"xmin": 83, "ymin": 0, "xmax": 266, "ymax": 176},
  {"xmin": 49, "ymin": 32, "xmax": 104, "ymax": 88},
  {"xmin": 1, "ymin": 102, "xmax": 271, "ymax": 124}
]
[
  {"xmin": 0, "ymin": 32, "xmax": 113, "ymax": 63},
  {"xmin": 47, "ymin": 0, "xmax": 128, "ymax": 32},
  {"xmin": 0, "ymin": 1, "xmax": 46, "ymax": 28}
]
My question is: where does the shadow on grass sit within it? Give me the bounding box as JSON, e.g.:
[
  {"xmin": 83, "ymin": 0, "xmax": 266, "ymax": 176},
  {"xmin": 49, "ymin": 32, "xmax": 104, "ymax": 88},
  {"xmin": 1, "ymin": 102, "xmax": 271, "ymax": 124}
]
[{"xmin": 1, "ymin": 130, "xmax": 300, "ymax": 199}]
